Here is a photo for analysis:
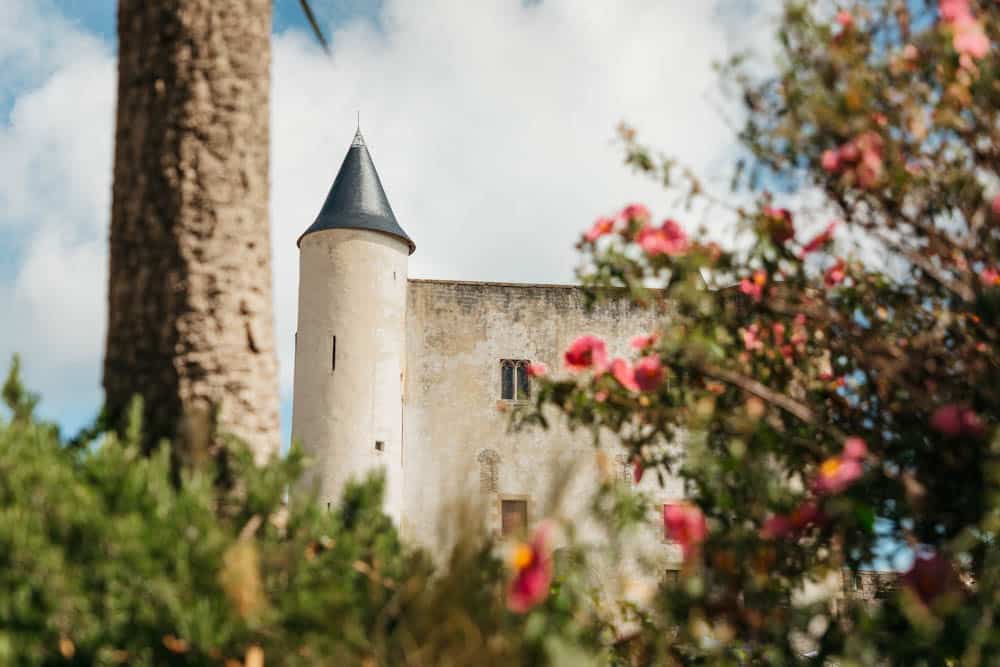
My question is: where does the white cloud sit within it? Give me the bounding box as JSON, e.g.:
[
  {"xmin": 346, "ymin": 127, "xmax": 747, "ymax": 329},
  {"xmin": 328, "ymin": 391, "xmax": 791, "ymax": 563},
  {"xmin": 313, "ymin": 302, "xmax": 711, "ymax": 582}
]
[{"xmin": 0, "ymin": 0, "xmax": 777, "ymax": 432}]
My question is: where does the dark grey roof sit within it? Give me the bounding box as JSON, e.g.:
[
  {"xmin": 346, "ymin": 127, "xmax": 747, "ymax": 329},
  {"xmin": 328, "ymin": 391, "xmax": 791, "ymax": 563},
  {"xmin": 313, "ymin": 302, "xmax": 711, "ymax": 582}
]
[{"xmin": 297, "ymin": 129, "xmax": 415, "ymax": 253}]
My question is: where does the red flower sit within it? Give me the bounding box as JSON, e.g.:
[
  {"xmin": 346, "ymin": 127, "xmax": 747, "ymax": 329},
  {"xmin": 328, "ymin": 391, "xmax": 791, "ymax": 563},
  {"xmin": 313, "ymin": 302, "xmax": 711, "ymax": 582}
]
[
  {"xmin": 761, "ymin": 501, "xmax": 825, "ymax": 540},
  {"xmin": 637, "ymin": 219, "xmax": 689, "ymax": 256},
  {"xmin": 633, "ymin": 455, "xmax": 644, "ymax": 483},
  {"xmin": 836, "ymin": 10, "xmax": 853, "ymax": 28},
  {"xmin": 799, "ymin": 221, "xmax": 838, "ymax": 257},
  {"xmin": 821, "ymin": 149, "xmax": 840, "ymax": 172},
  {"xmin": 901, "ymin": 550, "xmax": 961, "ymax": 606},
  {"xmin": 980, "ymin": 267, "xmax": 1000, "ymax": 286},
  {"xmin": 584, "ymin": 216, "xmax": 616, "ymax": 242},
  {"xmin": 630, "ymin": 333, "xmax": 658, "ymax": 350},
  {"xmin": 633, "ymin": 355, "xmax": 665, "ymax": 391},
  {"xmin": 526, "ymin": 362, "xmax": 548, "ymax": 378},
  {"xmin": 621, "ymin": 203, "xmax": 651, "ymax": 224},
  {"xmin": 991, "ymin": 194, "xmax": 1000, "ymax": 220},
  {"xmin": 740, "ymin": 270, "xmax": 767, "ymax": 302},
  {"xmin": 610, "ymin": 358, "xmax": 639, "ymax": 392},
  {"xmin": 931, "ymin": 404, "xmax": 985, "ymax": 438},
  {"xmin": 824, "ymin": 258, "xmax": 846, "ymax": 287},
  {"xmin": 506, "ymin": 522, "xmax": 554, "ymax": 613},
  {"xmin": 564, "ymin": 335, "xmax": 608, "ymax": 372},
  {"xmin": 663, "ymin": 503, "xmax": 707, "ymax": 561}
]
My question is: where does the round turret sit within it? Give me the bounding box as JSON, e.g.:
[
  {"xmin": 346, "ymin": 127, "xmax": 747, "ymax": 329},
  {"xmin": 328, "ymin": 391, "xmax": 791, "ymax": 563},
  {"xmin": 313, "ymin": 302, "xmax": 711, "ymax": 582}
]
[{"xmin": 291, "ymin": 130, "xmax": 412, "ymax": 522}]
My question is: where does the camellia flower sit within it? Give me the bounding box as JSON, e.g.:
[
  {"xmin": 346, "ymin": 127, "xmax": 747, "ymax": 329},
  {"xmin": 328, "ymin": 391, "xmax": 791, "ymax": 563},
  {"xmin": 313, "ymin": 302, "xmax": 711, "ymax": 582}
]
[
  {"xmin": 800, "ymin": 221, "xmax": 838, "ymax": 257},
  {"xmin": 939, "ymin": 0, "xmax": 972, "ymax": 23},
  {"xmin": 584, "ymin": 216, "xmax": 616, "ymax": 242},
  {"xmin": 633, "ymin": 455, "xmax": 644, "ymax": 483},
  {"xmin": 621, "ymin": 203, "xmax": 651, "ymax": 224},
  {"xmin": 953, "ymin": 21, "xmax": 989, "ymax": 59},
  {"xmin": 824, "ymin": 258, "xmax": 846, "ymax": 287},
  {"xmin": 663, "ymin": 503, "xmax": 707, "ymax": 561},
  {"xmin": 506, "ymin": 522, "xmax": 554, "ymax": 613},
  {"xmin": 772, "ymin": 322, "xmax": 786, "ymax": 346},
  {"xmin": 980, "ymin": 268, "xmax": 1000, "ymax": 286},
  {"xmin": 901, "ymin": 549, "xmax": 962, "ymax": 606},
  {"xmin": 813, "ymin": 437, "xmax": 869, "ymax": 495},
  {"xmin": 630, "ymin": 332, "xmax": 658, "ymax": 350},
  {"xmin": 821, "ymin": 149, "xmax": 840, "ymax": 172},
  {"xmin": 742, "ymin": 323, "xmax": 764, "ymax": 352},
  {"xmin": 633, "ymin": 355, "xmax": 665, "ymax": 391},
  {"xmin": 564, "ymin": 335, "xmax": 608, "ymax": 372},
  {"xmin": 991, "ymin": 193, "xmax": 1000, "ymax": 220},
  {"xmin": 526, "ymin": 362, "xmax": 548, "ymax": 378},
  {"xmin": 740, "ymin": 270, "xmax": 767, "ymax": 302},
  {"xmin": 610, "ymin": 358, "xmax": 639, "ymax": 392},
  {"xmin": 931, "ymin": 404, "xmax": 985, "ymax": 439},
  {"xmin": 761, "ymin": 501, "xmax": 824, "ymax": 540},
  {"xmin": 836, "ymin": 10, "xmax": 853, "ymax": 29},
  {"xmin": 637, "ymin": 219, "xmax": 689, "ymax": 256}
]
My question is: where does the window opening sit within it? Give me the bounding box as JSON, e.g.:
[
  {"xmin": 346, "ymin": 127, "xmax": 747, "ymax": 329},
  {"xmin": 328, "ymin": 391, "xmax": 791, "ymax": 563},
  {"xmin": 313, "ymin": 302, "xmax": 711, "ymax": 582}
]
[
  {"xmin": 375, "ymin": 440, "xmax": 385, "ymax": 453},
  {"xmin": 501, "ymin": 498, "xmax": 528, "ymax": 536},
  {"xmin": 331, "ymin": 335, "xmax": 336, "ymax": 371},
  {"xmin": 500, "ymin": 359, "xmax": 531, "ymax": 400}
]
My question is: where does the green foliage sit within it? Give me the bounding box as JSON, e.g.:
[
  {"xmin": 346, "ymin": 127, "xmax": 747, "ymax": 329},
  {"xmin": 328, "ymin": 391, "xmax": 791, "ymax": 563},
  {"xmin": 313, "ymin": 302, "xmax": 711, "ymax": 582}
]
[{"xmin": 0, "ymin": 361, "xmax": 616, "ymax": 666}]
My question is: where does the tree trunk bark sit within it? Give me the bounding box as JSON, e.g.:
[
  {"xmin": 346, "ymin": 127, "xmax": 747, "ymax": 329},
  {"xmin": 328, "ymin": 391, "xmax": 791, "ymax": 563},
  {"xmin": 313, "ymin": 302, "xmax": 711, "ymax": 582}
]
[{"xmin": 105, "ymin": 0, "xmax": 280, "ymax": 462}]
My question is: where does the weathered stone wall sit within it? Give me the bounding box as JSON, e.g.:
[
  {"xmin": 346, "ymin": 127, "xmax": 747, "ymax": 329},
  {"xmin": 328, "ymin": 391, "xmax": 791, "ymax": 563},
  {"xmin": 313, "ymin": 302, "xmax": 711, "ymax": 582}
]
[{"xmin": 402, "ymin": 279, "xmax": 685, "ymax": 575}]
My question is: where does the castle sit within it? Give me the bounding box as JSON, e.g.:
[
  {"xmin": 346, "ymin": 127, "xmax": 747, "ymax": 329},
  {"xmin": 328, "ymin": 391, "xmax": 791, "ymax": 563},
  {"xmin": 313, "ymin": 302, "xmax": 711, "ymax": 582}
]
[
  {"xmin": 290, "ymin": 130, "xmax": 897, "ymax": 606},
  {"xmin": 290, "ymin": 129, "xmax": 679, "ymax": 556}
]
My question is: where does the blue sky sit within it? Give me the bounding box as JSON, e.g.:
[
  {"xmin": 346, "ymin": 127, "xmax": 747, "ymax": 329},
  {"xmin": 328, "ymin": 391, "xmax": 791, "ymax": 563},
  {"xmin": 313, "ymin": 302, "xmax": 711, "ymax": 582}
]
[{"xmin": 0, "ymin": 0, "xmax": 779, "ymax": 445}]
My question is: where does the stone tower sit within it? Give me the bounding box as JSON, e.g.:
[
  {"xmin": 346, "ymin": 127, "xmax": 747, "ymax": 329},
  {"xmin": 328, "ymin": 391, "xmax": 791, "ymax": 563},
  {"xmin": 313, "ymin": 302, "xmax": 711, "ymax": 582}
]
[{"xmin": 291, "ymin": 129, "xmax": 415, "ymax": 522}]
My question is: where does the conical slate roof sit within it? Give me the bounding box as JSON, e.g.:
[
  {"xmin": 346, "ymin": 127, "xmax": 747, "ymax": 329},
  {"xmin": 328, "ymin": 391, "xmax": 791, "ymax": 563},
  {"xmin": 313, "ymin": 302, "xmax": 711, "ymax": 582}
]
[{"xmin": 298, "ymin": 129, "xmax": 415, "ymax": 253}]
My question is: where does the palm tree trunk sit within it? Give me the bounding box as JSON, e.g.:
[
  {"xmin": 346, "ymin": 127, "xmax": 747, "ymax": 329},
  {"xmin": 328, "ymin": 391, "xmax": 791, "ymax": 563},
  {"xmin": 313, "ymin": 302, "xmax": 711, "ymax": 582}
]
[{"xmin": 105, "ymin": 0, "xmax": 279, "ymax": 462}]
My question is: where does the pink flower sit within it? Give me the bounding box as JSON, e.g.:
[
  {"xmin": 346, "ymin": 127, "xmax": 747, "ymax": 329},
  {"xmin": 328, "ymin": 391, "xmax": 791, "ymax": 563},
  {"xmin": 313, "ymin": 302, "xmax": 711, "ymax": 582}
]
[
  {"xmin": 939, "ymin": 0, "xmax": 972, "ymax": 24},
  {"xmin": 821, "ymin": 149, "xmax": 840, "ymax": 172},
  {"xmin": 854, "ymin": 131, "xmax": 885, "ymax": 189},
  {"xmin": 812, "ymin": 437, "xmax": 870, "ymax": 495},
  {"xmin": 630, "ymin": 333, "xmax": 658, "ymax": 350},
  {"xmin": 843, "ymin": 437, "xmax": 869, "ymax": 460},
  {"xmin": 980, "ymin": 267, "xmax": 1000, "ymax": 286},
  {"xmin": 760, "ymin": 514, "xmax": 792, "ymax": 540},
  {"xmin": 584, "ymin": 216, "xmax": 616, "ymax": 242},
  {"xmin": 763, "ymin": 206, "xmax": 795, "ymax": 244},
  {"xmin": 633, "ymin": 355, "xmax": 665, "ymax": 391},
  {"xmin": 621, "ymin": 203, "xmax": 651, "ymax": 224},
  {"xmin": 506, "ymin": 522, "xmax": 554, "ymax": 613},
  {"xmin": 836, "ymin": 10, "xmax": 853, "ymax": 28},
  {"xmin": 742, "ymin": 324, "xmax": 764, "ymax": 352},
  {"xmin": 637, "ymin": 219, "xmax": 689, "ymax": 256},
  {"xmin": 931, "ymin": 404, "xmax": 985, "ymax": 438},
  {"xmin": 799, "ymin": 221, "xmax": 838, "ymax": 257},
  {"xmin": 954, "ymin": 21, "xmax": 990, "ymax": 59},
  {"xmin": 901, "ymin": 550, "xmax": 961, "ymax": 606},
  {"xmin": 824, "ymin": 258, "xmax": 846, "ymax": 287},
  {"xmin": 739, "ymin": 270, "xmax": 767, "ymax": 303},
  {"xmin": 610, "ymin": 358, "xmax": 639, "ymax": 392},
  {"xmin": 564, "ymin": 335, "xmax": 609, "ymax": 372},
  {"xmin": 633, "ymin": 455, "xmax": 644, "ymax": 483},
  {"xmin": 663, "ymin": 503, "xmax": 707, "ymax": 561},
  {"xmin": 772, "ymin": 322, "xmax": 786, "ymax": 346},
  {"xmin": 526, "ymin": 362, "xmax": 548, "ymax": 378}
]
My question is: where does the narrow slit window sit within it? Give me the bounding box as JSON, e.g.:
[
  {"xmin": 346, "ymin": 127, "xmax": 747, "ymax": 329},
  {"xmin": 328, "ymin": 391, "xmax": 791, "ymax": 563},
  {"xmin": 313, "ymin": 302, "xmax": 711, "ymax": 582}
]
[
  {"xmin": 331, "ymin": 335, "xmax": 336, "ymax": 371},
  {"xmin": 374, "ymin": 440, "xmax": 385, "ymax": 453},
  {"xmin": 501, "ymin": 498, "xmax": 528, "ymax": 537},
  {"xmin": 500, "ymin": 359, "xmax": 531, "ymax": 400}
]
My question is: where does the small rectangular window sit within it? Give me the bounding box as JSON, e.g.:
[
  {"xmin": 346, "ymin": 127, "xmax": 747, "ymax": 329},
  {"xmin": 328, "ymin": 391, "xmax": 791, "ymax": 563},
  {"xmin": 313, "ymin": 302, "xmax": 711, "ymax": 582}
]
[
  {"xmin": 331, "ymin": 335, "xmax": 336, "ymax": 371},
  {"xmin": 500, "ymin": 360, "xmax": 531, "ymax": 400},
  {"xmin": 501, "ymin": 498, "xmax": 528, "ymax": 536},
  {"xmin": 374, "ymin": 440, "xmax": 385, "ymax": 453}
]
